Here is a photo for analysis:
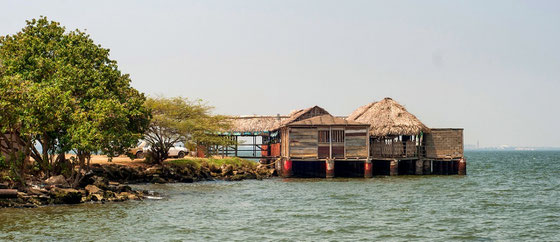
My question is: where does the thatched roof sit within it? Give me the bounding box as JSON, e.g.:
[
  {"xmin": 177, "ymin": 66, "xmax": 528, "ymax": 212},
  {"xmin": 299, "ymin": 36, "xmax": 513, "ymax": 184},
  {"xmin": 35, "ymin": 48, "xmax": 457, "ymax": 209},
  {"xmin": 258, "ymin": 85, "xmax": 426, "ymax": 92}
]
[
  {"xmin": 227, "ymin": 106, "xmax": 331, "ymax": 133},
  {"xmin": 289, "ymin": 115, "xmax": 369, "ymax": 127},
  {"xmin": 347, "ymin": 97, "xmax": 429, "ymax": 137},
  {"xmin": 228, "ymin": 116, "xmax": 287, "ymax": 132}
]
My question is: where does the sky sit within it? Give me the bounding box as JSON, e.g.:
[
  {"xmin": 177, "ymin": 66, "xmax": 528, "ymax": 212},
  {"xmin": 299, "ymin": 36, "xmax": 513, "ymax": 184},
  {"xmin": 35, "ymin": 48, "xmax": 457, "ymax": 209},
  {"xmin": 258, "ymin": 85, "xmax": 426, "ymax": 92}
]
[{"xmin": 1, "ymin": 0, "xmax": 559, "ymax": 147}]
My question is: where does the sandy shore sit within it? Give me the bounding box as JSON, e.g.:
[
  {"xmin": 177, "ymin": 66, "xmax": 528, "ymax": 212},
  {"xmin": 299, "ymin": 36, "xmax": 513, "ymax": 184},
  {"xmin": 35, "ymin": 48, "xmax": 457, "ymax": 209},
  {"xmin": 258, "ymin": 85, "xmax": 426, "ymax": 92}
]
[{"xmin": 53, "ymin": 154, "xmax": 152, "ymax": 167}]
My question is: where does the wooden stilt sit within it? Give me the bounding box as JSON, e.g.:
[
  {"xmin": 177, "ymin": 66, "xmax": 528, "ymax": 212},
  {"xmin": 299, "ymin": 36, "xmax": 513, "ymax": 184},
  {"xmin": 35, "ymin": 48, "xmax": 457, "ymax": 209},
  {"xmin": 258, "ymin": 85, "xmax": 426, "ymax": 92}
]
[{"xmin": 390, "ymin": 159, "xmax": 398, "ymax": 176}]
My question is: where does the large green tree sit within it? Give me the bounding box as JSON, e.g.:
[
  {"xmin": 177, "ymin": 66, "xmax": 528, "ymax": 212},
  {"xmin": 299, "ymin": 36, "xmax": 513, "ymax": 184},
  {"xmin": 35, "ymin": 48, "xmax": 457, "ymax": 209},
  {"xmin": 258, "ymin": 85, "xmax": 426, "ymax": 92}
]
[
  {"xmin": 144, "ymin": 97, "xmax": 233, "ymax": 164},
  {"xmin": 0, "ymin": 17, "xmax": 150, "ymax": 183}
]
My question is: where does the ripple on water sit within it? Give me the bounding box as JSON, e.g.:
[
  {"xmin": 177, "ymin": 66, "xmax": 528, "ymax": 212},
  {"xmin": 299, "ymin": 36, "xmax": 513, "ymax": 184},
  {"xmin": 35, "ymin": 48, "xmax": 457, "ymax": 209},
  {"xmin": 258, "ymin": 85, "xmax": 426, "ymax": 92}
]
[{"xmin": 1, "ymin": 151, "xmax": 560, "ymax": 241}]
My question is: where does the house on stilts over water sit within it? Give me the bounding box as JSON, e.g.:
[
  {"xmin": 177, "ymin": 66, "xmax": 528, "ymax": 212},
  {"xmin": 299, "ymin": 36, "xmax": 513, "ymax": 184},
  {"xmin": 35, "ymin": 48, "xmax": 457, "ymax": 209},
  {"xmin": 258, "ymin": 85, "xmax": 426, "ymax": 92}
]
[
  {"xmin": 215, "ymin": 97, "xmax": 465, "ymax": 178},
  {"xmin": 347, "ymin": 97, "xmax": 465, "ymax": 176}
]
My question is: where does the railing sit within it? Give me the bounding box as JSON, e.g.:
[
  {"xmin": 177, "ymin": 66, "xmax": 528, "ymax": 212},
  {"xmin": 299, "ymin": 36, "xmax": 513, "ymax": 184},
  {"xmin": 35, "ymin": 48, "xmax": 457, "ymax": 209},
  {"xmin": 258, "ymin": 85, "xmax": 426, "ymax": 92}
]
[{"xmin": 371, "ymin": 140, "xmax": 420, "ymax": 158}]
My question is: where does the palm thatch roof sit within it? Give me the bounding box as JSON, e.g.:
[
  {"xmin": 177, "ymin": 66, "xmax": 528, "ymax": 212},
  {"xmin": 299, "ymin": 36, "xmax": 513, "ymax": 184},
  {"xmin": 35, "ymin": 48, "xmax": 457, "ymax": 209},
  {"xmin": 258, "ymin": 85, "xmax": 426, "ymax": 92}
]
[
  {"xmin": 227, "ymin": 106, "xmax": 330, "ymax": 133},
  {"xmin": 289, "ymin": 114, "xmax": 369, "ymax": 127},
  {"xmin": 347, "ymin": 97, "xmax": 429, "ymax": 137},
  {"xmin": 227, "ymin": 116, "xmax": 287, "ymax": 132}
]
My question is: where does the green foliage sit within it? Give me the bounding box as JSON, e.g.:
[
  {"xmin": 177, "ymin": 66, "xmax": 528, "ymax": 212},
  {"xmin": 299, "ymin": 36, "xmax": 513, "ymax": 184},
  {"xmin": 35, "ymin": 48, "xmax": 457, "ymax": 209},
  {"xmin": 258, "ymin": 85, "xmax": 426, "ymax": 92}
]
[
  {"xmin": 143, "ymin": 97, "xmax": 233, "ymax": 163},
  {"xmin": 0, "ymin": 16, "xmax": 151, "ymax": 182},
  {"xmin": 0, "ymin": 155, "xmax": 6, "ymax": 170}
]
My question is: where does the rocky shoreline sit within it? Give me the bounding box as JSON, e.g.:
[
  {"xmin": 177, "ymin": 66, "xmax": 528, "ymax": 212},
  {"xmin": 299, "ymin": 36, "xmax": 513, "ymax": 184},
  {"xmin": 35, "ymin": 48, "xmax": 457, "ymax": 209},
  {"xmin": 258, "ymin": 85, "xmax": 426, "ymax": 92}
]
[{"xmin": 0, "ymin": 161, "xmax": 276, "ymax": 208}]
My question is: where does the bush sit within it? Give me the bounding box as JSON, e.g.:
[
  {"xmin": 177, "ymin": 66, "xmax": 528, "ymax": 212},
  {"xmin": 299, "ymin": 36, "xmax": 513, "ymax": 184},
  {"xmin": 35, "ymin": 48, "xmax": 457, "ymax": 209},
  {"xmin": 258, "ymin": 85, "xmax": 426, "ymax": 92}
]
[
  {"xmin": 168, "ymin": 157, "xmax": 256, "ymax": 169},
  {"xmin": 0, "ymin": 155, "xmax": 6, "ymax": 170}
]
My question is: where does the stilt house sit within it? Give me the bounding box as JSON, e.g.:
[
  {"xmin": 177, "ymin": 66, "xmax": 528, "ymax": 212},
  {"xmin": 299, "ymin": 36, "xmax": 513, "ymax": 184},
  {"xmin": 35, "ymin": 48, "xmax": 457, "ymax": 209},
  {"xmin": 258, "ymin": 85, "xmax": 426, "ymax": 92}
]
[
  {"xmin": 347, "ymin": 97, "xmax": 430, "ymax": 159},
  {"xmin": 278, "ymin": 106, "xmax": 370, "ymax": 160}
]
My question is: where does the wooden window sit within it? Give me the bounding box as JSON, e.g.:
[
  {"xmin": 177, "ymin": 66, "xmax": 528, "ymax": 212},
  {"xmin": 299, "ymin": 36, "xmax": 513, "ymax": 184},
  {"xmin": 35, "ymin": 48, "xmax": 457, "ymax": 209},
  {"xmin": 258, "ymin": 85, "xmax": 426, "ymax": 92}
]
[
  {"xmin": 318, "ymin": 130, "xmax": 345, "ymax": 143},
  {"xmin": 318, "ymin": 130, "xmax": 329, "ymax": 143},
  {"xmin": 332, "ymin": 130, "xmax": 344, "ymax": 143}
]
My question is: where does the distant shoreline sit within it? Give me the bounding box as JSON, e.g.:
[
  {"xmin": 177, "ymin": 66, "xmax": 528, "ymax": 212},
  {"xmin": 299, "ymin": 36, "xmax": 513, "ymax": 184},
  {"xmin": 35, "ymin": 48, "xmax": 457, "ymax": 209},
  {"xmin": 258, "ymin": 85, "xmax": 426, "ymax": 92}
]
[{"xmin": 465, "ymin": 148, "xmax": 560, "ymax": 151}]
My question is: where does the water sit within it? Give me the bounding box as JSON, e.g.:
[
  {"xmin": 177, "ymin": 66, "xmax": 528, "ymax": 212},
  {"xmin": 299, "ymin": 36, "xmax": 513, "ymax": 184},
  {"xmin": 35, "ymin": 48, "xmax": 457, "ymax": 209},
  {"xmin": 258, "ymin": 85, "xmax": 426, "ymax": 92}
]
[{"xmin": 1, "ymin": 151, "xmax": 559, "ymax": 241}]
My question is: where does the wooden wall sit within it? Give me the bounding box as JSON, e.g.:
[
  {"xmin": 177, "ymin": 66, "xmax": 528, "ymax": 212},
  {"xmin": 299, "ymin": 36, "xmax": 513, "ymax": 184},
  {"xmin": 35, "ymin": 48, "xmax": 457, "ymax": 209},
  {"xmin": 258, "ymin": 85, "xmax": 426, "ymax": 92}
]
[
  {"xmin": 292, "ymin": 107, "xmax": 329, "ymax": 123},
  {"xmin": 345, "ymin": 127, "xmax": 368, "ymax": 158},
  {"xmin": 289, "ymin": 127, "xmax": 318, "ymax": 158},
  {"xmin": 281, "ymin": 128, "xmax": 289, "ymax": 157},
  {"xmin": 283, "ymin": 126, "xmax": 369, "ymax": 159}
]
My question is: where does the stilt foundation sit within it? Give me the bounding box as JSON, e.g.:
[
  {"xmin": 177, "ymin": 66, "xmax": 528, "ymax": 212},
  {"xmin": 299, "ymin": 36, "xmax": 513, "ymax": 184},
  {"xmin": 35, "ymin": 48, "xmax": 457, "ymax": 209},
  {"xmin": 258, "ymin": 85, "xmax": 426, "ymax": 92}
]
[
  {"xmin": 326, "ymin": 159, "xmax": 335, "ymax": 178},
  {"xmin": 364, "ymin": 160, "xmax": 373, "ymax": 178},
  {"xmin": 389, "ymin": 160, "xmax": 399, "ymax": 176}
]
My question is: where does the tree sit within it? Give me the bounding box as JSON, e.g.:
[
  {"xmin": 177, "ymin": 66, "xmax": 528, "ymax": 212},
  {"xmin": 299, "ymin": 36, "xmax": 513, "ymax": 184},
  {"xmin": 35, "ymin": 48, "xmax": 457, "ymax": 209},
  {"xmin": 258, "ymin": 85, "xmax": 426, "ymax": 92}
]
[
  {"xmin": 143, "ymin": 97, "xmax": 233, "ymax": 164},
  {"xmin": 0, "ymin": 17, "xmax": 151, "ymax": 185}
]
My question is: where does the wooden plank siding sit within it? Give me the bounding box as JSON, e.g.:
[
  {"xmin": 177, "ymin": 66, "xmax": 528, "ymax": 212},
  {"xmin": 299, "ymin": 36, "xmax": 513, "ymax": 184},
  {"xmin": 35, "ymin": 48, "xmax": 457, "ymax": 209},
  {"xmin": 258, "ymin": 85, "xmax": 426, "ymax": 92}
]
[
  {"xmin": 289, "ymin": 127, "xmax": 318, "ymax": 158},
  {"xmin": 285, "ymin": 126, "xmax": 369, "ymax": 160},
  {"xmin": 280, "ymin": 127, "xmax": 290, "ymax": 157},
  {"xmin": 345, "ymin": 128, "xmax": 368, "ymax": 158}
]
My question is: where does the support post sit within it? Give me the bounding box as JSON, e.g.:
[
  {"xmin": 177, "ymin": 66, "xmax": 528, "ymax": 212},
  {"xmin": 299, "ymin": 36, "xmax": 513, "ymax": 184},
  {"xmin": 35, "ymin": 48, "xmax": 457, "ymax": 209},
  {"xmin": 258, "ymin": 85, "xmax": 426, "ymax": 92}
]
[
  {"xmin": 326, "ymin": 159, "xmax": 335, "ymax": 178},
  {"xmin": 364, "ymin": 159, "xmax": 373, "ymax": 178},
  {"xmin": 253, "ymin": 136, "xmax": 256, "ymax": 157},
  {"xmin": 389, "ymin": 159, "xmax": 398, "ymax": 176},
  {"xmin": 458, "ymin": 158, "xmax": 467, "ymax": 175},
  {"xmin": 423, "ymin": 159, "xmax": 431, "ymax": 175},
  {"xmin": 283, "ymin": 159, "xmax": 292, "ymax": 178},
  {"xmin": 415, "ymin": 159, "xmax": 423, "ymax": 175},
  {"xmin": 234, "ymin": 136, "xmax": 238, "ymax": 157}
]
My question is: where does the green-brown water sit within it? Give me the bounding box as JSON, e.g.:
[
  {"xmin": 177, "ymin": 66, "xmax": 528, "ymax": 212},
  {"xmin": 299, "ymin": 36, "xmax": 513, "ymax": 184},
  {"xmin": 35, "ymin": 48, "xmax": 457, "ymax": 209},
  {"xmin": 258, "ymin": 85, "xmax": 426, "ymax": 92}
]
[{"xmin": 1, "ymin": 151, "xmax": 559, "ymax": 241}]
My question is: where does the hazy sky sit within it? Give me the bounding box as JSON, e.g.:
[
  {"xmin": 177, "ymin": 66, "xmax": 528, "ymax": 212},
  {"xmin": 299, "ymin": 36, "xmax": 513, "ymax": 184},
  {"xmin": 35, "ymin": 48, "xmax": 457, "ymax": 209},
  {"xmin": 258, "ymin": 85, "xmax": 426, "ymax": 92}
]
[{"xmin": 2, "ymin": 0, "xmax": 560, "ymax": 147}]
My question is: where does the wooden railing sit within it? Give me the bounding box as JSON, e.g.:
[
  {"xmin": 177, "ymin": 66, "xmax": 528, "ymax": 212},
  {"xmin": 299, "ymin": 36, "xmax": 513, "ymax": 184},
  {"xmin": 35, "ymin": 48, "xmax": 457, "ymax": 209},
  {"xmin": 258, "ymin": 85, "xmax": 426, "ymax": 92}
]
[{"xmin": 371, "ymin": 140, "xmax": 420, "ymax": 158}]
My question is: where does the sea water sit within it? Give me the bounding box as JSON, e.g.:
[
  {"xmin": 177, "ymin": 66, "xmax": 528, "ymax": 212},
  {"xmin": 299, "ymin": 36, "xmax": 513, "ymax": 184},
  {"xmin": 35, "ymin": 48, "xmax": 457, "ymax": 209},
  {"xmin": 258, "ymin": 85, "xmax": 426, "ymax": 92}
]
[{"xmin": 1, "ymin": 151, "xmax": 559, "ymax": 241}]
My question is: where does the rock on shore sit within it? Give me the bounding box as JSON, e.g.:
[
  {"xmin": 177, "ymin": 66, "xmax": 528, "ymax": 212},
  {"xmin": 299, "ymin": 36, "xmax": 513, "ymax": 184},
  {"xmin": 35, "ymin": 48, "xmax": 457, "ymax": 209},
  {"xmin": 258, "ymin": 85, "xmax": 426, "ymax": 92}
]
[{"xmin": 0, "ymin": 160, "xmax": 275, "ymax": 208}]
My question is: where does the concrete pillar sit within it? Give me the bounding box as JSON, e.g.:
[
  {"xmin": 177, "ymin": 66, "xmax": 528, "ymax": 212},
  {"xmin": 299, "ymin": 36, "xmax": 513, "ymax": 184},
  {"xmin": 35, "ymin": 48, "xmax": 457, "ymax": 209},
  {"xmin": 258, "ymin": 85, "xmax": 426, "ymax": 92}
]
[
  {"xmin": 423, "ymin": 160, "xmax": 431, "ymax": 175},
  {"xmin": 389, "ymin": 160, "xmax": 398, "ymax": 176},
  {"xmin": 458, "ymin": 158, "xmax": 467, "ymax": 175},
  {"xmin": 283, "ymin": 159, "xmax": 293, "ymax": 178},
  {"xmin": 326, "ymin": 159, "xmax": 335, "ymax": 178},
  {"xmin": 364, "ymin": 160, "xmax": 373, "ymax": 178},
  {"xmin": 415, "ymin": 160, "xmax": 423, "ymax": 175}
]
